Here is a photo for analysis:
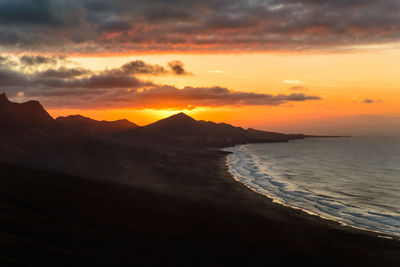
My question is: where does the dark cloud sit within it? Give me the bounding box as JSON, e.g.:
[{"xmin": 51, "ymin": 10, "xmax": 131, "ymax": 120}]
[
  {"xmin": 0, "ymin": 0, "xmax": 59, "ymax": 26},
  {"xmin": 109, "ymin": 60, "xmax": 189, "ymax": 75},
  {"xmin": 168, "ymin": 61, "xmax": 188, "ymax": 75},
  {"xmin": 64, "ymin": 74, "xmax": 144, "ymax": 89},
  {"xmin": 118, "ymin": 60, "xmax": 167, "ymax": 75},
  {"xmin": 98, "ymin": 19, "xmax": 131, "ymax": 33},
  {"xmin": 37, "ymin": 67, "xmax": 92, "ymax": 78},
  {"xmin": 20, "ymin": 55, "xmax": 59, "ymax": 66},
  {"xmin": 121, "ymin": 86, "xmax": 321, "ymax": 109},
  {"xmin": 0, "ymin": 0, "xmax": 399, "ymax": 53},
  {"xmin": 16, "ymin": 85, "xmax": 321, "ymax": 109},
  {"xmin": 290, "ymin": 86, "xmax": 308, "ymax": 91},
  {"xmin": 362, "ymin": 98, "xmax": 382, "ymax": 104},
  {"xmin": 363, "ymin": 98, "xmax": 375, "ymax": 104},
  {"xmin": 0, "ymin": 55, "xmax": 70, "ymax": 70},
  {"xmin": 1, "ymin": 54, "xmax": 321, "ymax": 109},
  {"xmin": 0, "ymin": 68, "xmax": 29, "ymax": 87}
]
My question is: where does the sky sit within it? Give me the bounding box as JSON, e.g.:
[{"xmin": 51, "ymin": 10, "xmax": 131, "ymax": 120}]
[{"xmin": 0, "ymin": 0, "xmax": 400, "ymax": 135}]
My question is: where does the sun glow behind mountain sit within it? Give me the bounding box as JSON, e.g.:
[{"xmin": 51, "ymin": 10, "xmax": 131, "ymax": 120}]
[{"xmin": 1, "ymin": 0, "xmax": 400, "ymax": 135}]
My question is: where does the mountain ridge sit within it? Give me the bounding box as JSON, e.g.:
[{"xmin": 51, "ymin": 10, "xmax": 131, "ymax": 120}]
[
  {"xmin": 56, "ymin": 114, "xmax": 138, "ymax": 138},
  {"xmin": 115, "ymin": 111, "xmax": 307, "ymax": 147},
  {"xmin": 0, "ymin": 93, "xmax": 310, "ymax": 150},
  {"xmin": 0, "ymin": 93, "xmax": 65, "ymax": 134}
]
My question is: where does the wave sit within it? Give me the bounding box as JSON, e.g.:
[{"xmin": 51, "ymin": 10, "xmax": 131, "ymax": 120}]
[{"xmin": 224, "ymin": 144, "xmax": 400, "ymax": 237}]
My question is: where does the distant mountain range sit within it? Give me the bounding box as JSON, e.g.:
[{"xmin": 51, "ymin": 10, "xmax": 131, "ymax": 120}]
[
  {"xmin": 0, "ymin": 93, "xmax": 308, "ymax": 149},
  {"xmin": 116, "ymin": 112, "xmax": 306, "ymax": 147},
  {"xmin": 0, "ymin": 93, "xmax": 320, "ymax": 199},
  {"xmin": 57, "ymin": 114, "xmax": 138, "ymax": 138}
]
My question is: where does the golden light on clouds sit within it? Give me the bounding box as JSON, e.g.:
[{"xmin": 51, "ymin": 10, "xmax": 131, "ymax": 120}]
[{"xmin": 66, "ymin": 46, "xmax": 400, "ymax": 118}]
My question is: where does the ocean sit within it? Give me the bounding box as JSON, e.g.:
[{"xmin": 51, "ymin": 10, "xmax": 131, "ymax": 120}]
[{"xmin": 225, "ymin": 137, "xmax": 400, "ymax": 236}]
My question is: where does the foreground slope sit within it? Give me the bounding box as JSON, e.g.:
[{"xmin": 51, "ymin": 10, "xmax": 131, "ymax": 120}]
[{"xmin": 1, "ymin": 157, "xmax": 400, "ymax": 266}]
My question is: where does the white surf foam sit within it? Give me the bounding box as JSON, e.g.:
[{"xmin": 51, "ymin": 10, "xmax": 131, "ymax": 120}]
[{"xmin": 223, "ymin": 142, "xmax": 400, "ymax": 238}]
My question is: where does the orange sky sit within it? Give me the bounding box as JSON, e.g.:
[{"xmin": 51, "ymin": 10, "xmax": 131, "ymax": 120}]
[
  {"xmin": 2, "ymin": 0, "xmax": 400, "ymax": 136},
  {"xmin": 46, "ymin": 44, "xmax": 400, "ymax": 135}
]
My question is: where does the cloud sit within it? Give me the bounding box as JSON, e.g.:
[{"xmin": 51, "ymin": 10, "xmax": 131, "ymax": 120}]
[
  {"xmin": 363, "ymin": 98, "xmax": 375, "ymax": 104},
  {"xmin": 290, "ymin": 86, "xmax": 308, "ymax": 91},
  {"xmin": 284, "ymin": 80, "xmax": 304, "ymax": 84},
  {"xmin": 107, "ymin": 60, "xmax": 190, "ymax": 76},
  {"xmin": 0, "ymin": 54, "xmax": 321, "ymax": 109},
  {"xmin": 0, "ymin": 0, "xmax": 59, "ymax": 25},
  {"xmin": 168, "ymin": 61, "xmax": 190, "ymax": 75},
  {"xmin": 98, "ymin": 19, "xmax": 131, "ymax": 33},
  {"xmin": 362, "ymin": 98, "xmax": 382, "ymax": 104},
  {"xmin": 1, "ymin": 0, "xmax": 400, "ymax": 53},
  {"xmin": 119, "ymin": 86, "xmax": 321, "ymax": 109},
  {"xmin": 0, "ymin": 55, "xmax": 17, "ymax": 68},
  {"xmin": 27, "ymin": 85, "xmax": 321, "ymax": 109},
  {"xmin": 0, "ymin": 54, "xmax": 71, "ymax": 72},
  {"xmin": 20, "ymin": 55, "xmax": 58, "ymax": 66},
  {"xmin": 207, "ymin": 70, "xmax": 225, "ymax": 74},
  {"xmin": 0, "ymin": 68, "xmax": 30, "ymax": 87},
  {"xmin": 37, "ymin": 67, "xmax": 92, "ymax": 78},
  {"xmin": 118, "ymin": 60, "xmax": 166, "ymax": 75}
]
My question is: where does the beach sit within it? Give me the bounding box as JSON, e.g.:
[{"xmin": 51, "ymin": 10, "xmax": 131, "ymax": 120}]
[
  {"xmin": 1, "ymin": 147, "xmax": 400, "ymax": 266},
  {"xmin": 225, "ymin": 138, "xmax": 400, "ymax": 237}
]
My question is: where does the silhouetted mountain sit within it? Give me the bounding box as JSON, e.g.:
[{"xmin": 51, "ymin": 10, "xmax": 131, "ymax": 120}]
[
  {"xmin": 0, "ymin": 95, "xmax": 307, "ymax": 176},
  {"xmin": 0, "ymin": 93, "xmax": 179, "ymax": 181},
  {"xmin": 245, "ymin": 128, "xmax": 306, "ymax": 142},
  {"xmin": 116, "ymin": 112, "xmax": 306, "ymax": 147},
  {"xmin": 0, "ymin": 93, "xmax": 306, "ymax": 151},
  {"xmin": 57, "ymin": 115, "xmax": 137, "ymax": 138},
  {"xmin": 0, "ymin": 93, "xmax": 91, "ymax": 170},
  {"xmin": 1, "ymin": 93, "xmax": 55, "ymax": 131},
  {"xmin": 0, "ymin": 93, "xmax": 76, "ymax": 141}
]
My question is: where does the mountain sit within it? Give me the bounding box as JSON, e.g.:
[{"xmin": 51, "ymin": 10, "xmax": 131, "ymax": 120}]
[
  {"xmin": 0, "ymin": 94, "xmax": 147, "ymax": 181},
  {"xmin": 116, "ymin": 112, "xmax": 306, "ymax": 147},
  {"xmin": 0, "ymin": 93, "xmax": 75, "ymax": 141},
  {"xmin": 0, "ymin": 93, "xmax": 306, "ymax": 150},
  {"xmin": 57, "ymin": 115, "xmax": 138, "ymax": 138},
  {"xmin": 0, "ymin": 93, "xmax": 56, "ymax": 132},
  {"xmin": 0, "ymin": 93, "xmax": 92, "ymax": 170},
  {"xmin": 0, "ymin": 94, "xmax": 307, "ymax": 176}
]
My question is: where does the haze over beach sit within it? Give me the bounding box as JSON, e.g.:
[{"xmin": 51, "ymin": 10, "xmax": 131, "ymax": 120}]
[{"xmin": 1, "ymin": 0, "xmax": 400, "ymax": 266}]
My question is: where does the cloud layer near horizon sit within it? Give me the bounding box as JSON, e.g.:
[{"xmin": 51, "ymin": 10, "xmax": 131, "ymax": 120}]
[
  {"xmin": 0, "ymin": 55, "xmax": 321, "ymax": 109},
  {"xmin": 0, "ymin": 0, "xmax": 400, "ymax": 53}
]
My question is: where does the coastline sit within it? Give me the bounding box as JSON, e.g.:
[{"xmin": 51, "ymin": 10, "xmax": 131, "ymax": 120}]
[
  {"xmin": 223, "ymin": 148, "xmax": 399, "ymax": 241},
  {"xmin": 1, "ymin": 147, "xmax": 400, "ymax": 266}
]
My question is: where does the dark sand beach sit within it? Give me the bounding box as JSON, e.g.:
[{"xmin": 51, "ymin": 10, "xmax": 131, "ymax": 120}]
[{"xmin": 1, "ymin": 146, "xmax": 400, "ymax": 266}]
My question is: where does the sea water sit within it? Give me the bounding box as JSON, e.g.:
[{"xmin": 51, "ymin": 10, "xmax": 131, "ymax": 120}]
[{"xmin": 225, "ymin": 137, "xmax": 400, "ymax": 236}]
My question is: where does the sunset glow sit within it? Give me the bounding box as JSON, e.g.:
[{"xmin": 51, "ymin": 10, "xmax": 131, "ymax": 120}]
[
  {"xmin": 1, "ymin": 0, "xmax": 399, "ymax": 135},
  {"xmin": 43, "ymin": 47, "xmax": 400, "ymax": 135}
]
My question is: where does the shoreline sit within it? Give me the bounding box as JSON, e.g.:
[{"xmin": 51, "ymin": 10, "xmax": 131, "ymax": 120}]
[
  {"xmin": 222, "ymin": 147, "xmax": 400, "ymax": 241},
  {"xmin": 2, "ymin": 146, "xmax": 400, "ymax": 265}
]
